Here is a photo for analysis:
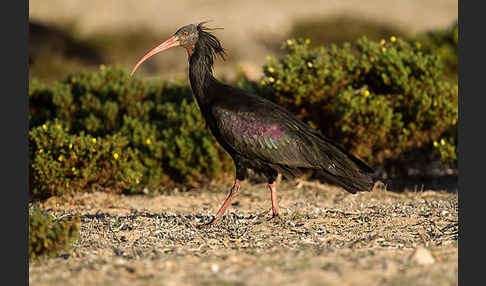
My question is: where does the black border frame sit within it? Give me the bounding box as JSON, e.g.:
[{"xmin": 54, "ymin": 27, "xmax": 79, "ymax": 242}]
[{"xmin": 2, "ymin": 0, "xmax": 29, "ymax": 284}]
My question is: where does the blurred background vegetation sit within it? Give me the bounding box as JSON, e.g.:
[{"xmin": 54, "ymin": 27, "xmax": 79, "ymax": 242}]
[
  {"xmin": 29, "ymin": 17, "xmax": 458, "ymax": 83},
  {"xmin": 29, "ymin": 0, "xmax": 458, "ymax": 83}
]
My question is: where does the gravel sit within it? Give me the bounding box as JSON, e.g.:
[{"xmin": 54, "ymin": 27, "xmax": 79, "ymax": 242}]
[{"xmin": 30, "ymin": 180, "xmax": 458, "ymax": 286}]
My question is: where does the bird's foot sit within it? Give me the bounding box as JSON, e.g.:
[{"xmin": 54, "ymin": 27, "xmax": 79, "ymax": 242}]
[
  {"xmin": 267, "ymin": 213, "xmax": 283, "ymax": 223},
  {"xmin": 197, "ymin": 217, "xmax": 220, "ymax": 229}
]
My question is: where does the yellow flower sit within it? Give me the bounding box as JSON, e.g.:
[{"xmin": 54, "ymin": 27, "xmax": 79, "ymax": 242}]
[
  {"xmin": 390, "ymin": 36, "xmax": 397, "ymax": 42},
  {"xmin": 268, "ymin": 77, "xmax": 275, "ymax": 83},
  {"xmin": 260, "ymin": 80, "xmax": 266, "ymax": 86},
  {"xmin": 42, "ymin": 124, "xmax": 47, "ymax": 130},
  {"xmin": 307, "ymin": 62, "xmax": 313, "ymax": 68},
  {"xmin": 305, "ymin": 38, "xmax": 311, "ymax": 45},
  {"xmin": 381, "ymin": 47, "xmax": 387, "ymax": 53},
  {"xmin": 146, "ymin": 138, "xmax": 151, "ymax": 145},
  {"xmin": 380, "ymin": 39, "xmax": 386, "ymax": 45},
  {"xmin": 433, "ymin": 141, "xmax": 439, "ymax": 147},
  {"xmin": 69, "ymin": 143, "xmax": 73, "ymax": 149},
  {"xmin": 135, "ymin": 178, "xmax": 140, "ymax": 184},
  {"xmin": 363, "ymin": 90, "xmax": 370, "ymax": 97},
  {"xmin": 113, "ymin": 152, "xmax": 119, "ymax": 160},
  {"xmin": 99, "ymin": 64, "xmax": 106, "ymax": 70},
  {"xmin": 286, "ymin": 39, "xmax": 293, "ymax": 45},
  {"xmin": 72, "ymin": 167, "xmax": 76, "ymax": 172},
  {"xmin": 39, "ymin": 149, "xmax": 44, "ymax": 154},
  {"xmin": 440, "ymin": 138, "xmax": 446, "ymax": 146},
  {"xmin": 92, "ymin": 138, "xmax": 97, "ymax": 143},
  {"xmin": 416, "ymin": 42, "xmax": 422, "ymax": 49},
  {"xmin": 267, "ymin": 67, "xmax": 275, "ymax": 73},
  {"xmin": 58, "ymin": 155, "xmax": 63, "ymax": 162},
  {"xmin": 56, "ymin": 124, "xmax": 62, "ymax": 129}
]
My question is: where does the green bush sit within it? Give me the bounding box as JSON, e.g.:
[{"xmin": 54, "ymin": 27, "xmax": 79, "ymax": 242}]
[
  {"xmin": 29, "ymin": 66, "xmax": 233, "ymax": 198},
  {"xmin": 433, "ymin": 126, "xmax": 457, "ymax": 166},
  {"xmin": 411, "ymin": 22, "xmax": 458, "ymax": 167},
  {"xmin": 414, "ymin": 21, "xmax": 458, "ymax": 81},
  {"xmin": 29, "ymin": 206, "xmax": 80, "ymax": 259},
  {"xmin": 29, "ymin": 78, "xmax": 57, "ymax": 128},
  {"xmin": 259, "ymin": 36, "xmax": 457, "ymax": 174},
  {"xmin": 288, "ymin": 18, "xmax": 458, "ymax": 82},
  {"xmin": 29, "ymin": 119, "xmax": 143, "ymax": 198}
]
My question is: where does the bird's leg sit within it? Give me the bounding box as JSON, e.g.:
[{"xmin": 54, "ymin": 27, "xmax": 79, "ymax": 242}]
[
  {"xmin": 204, "ymin": 179, "xmax": 241, "ymax": 226},
  {"xmin": 267, "ymin": 181, "xmax": 280, "ymax": 220}
]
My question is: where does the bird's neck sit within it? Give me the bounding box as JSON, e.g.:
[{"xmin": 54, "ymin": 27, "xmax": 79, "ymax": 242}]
[{"xmin": 188, "ymin": 43, "xmax": 221, "ymax": 108}]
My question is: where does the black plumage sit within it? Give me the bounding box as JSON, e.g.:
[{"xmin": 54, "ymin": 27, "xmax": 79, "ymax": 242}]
[{"xmin": 131, "ymin": 23, "xmax": 375, "ymax": 225}]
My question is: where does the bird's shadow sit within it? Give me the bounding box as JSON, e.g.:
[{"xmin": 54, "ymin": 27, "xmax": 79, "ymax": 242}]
[
  {"xmin": 76, "ymin": 211, "xmax": 275, "ymax": 230},
  {"xmin": 380, "ymin": 174, "xmax": 458, "ymax": 194}
]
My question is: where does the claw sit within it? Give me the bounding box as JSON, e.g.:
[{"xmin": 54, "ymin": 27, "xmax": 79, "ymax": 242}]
[
  {"xmin": 198, "ymin": 217, "xmax": 220, "ymax": 228},
  {"xmin": 267, "ymin": 213, "xmax": 283, "ymax": 223}
]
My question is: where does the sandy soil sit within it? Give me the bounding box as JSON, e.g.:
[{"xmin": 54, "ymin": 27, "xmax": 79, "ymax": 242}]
[
  {"xmin": 29, "ymin": 0, "xmax": 457, "ymax": 79},
  {"xmin": 29, "ymin": 181, "xmax": 458, "ymax": 286}
]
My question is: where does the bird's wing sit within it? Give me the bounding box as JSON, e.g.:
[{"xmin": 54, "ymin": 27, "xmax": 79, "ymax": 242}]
[
  {"xmin": 213, "ymin": 106, "xmax": 312, "ymax": 167},
  {"xmin": 212, "ymin": 99, "xmax": 368, "ymax": 179}
]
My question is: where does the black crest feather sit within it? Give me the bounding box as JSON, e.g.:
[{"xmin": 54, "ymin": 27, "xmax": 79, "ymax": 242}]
[{"xmin": 195, "ymin": 22, "xmax": 226, "ymax": 69}]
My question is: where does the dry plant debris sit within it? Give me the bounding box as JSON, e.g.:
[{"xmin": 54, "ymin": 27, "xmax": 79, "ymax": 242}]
[{"xmin": 29, "ymin": 181, "xmax": 458, "ymax": 286}]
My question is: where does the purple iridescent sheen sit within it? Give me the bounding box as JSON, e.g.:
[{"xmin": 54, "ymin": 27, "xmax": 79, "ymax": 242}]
[{"xmin": 226, "ymin": 112, "xmax": 285, "ymax": 142}]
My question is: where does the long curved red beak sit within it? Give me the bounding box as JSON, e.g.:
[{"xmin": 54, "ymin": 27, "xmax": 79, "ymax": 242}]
[{"xmin": 130, "ymin": 35, "xmax": 180, "ymax": 76}]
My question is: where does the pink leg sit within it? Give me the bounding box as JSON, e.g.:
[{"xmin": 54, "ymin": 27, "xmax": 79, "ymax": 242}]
[
  {"xmin": 205, "ymin": 179, "xmax": 241, "ymax": 225},
  {"xmin": 268, "ymin": 181, "xmax": 279, "ymax": 217}
]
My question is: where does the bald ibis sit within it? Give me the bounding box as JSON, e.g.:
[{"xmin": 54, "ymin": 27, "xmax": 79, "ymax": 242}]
[{"xmin": 131, "ymin": 23, "xmax": 375, "ymax": 225}]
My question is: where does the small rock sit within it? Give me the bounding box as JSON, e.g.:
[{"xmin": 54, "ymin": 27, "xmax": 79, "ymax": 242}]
[
  {"xmin": 411, "ymin": 246, "xmax": 435, "ymax": 265},
  {"xmin": 211, "ymin": 264, "xmax": 219, "ymax": 273}
]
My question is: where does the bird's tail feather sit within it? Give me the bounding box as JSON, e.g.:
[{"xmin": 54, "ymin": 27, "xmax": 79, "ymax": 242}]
[
  {"xmin": 308, "ymin": 132, "xmax": 375, "ymax": 193},
  {"xmin": 313, "ymin": 169, "xmax": 374, "ymax": 193}
]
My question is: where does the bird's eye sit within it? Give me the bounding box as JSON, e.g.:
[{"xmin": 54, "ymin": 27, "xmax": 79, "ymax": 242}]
[{"xmin": 183, "ymin": 31, "xmax": 188, "ymax": 36}]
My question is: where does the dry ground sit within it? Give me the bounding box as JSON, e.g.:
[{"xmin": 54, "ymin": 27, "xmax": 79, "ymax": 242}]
[{"xmin": 29, "ymin": 181, "xmax": 458, "ymax": 286}]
